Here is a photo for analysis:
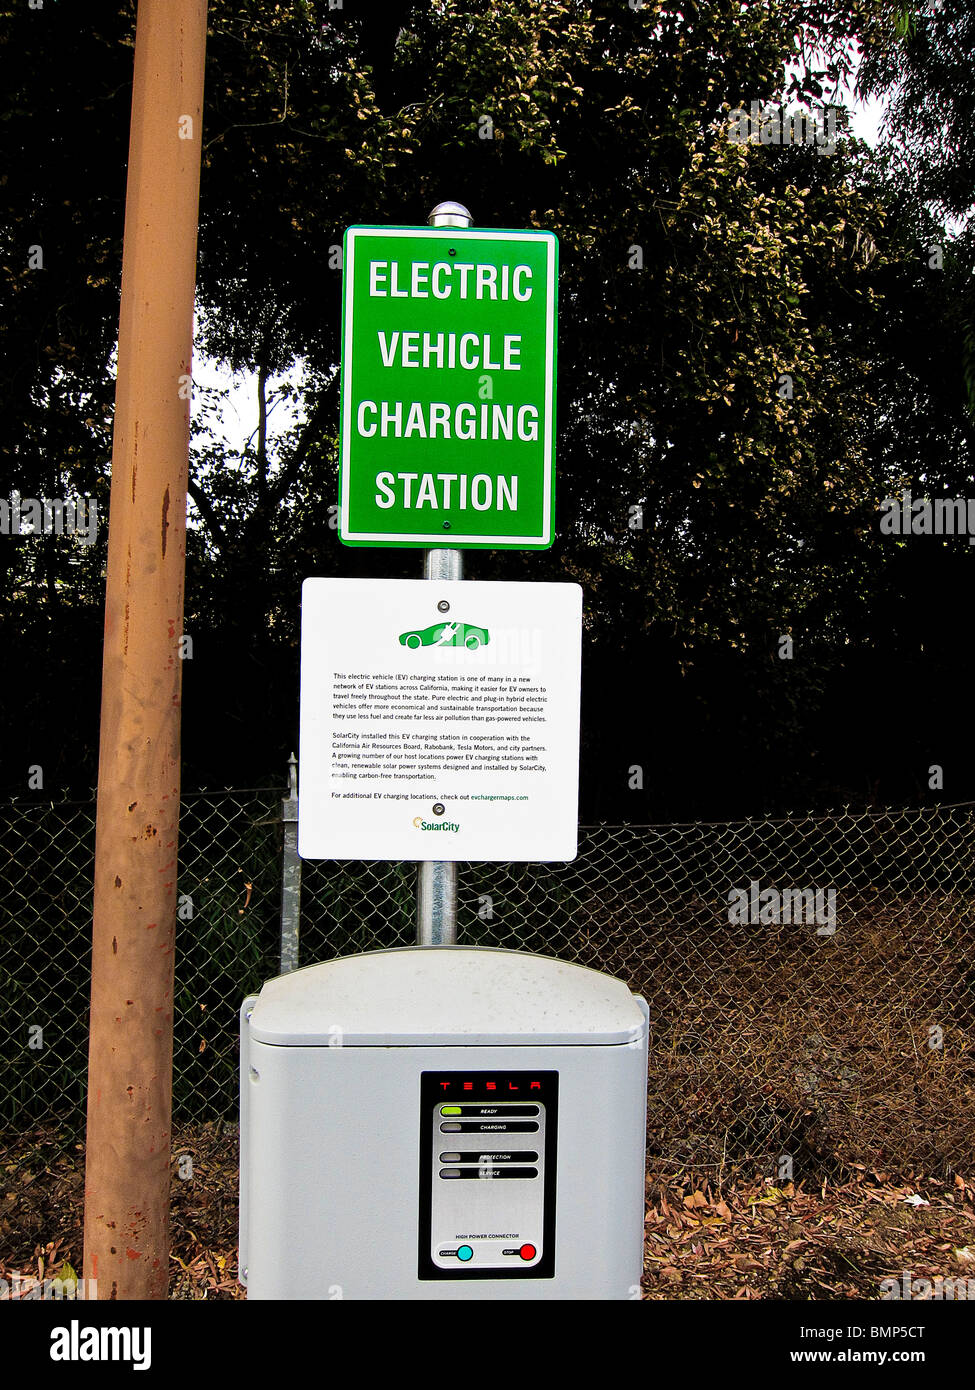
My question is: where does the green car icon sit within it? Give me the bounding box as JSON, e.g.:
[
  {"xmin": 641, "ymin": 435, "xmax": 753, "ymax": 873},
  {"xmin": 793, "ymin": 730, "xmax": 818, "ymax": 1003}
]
[{"xmin": 398, "ymin": 622, "xmax": 490, "ymax": 650}]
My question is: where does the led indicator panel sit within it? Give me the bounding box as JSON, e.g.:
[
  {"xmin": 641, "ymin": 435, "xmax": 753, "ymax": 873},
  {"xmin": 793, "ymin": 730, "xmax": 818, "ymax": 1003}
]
[{"xmin": 418, "ymin": 1071, "xmax": 558, "ymax": 1280}]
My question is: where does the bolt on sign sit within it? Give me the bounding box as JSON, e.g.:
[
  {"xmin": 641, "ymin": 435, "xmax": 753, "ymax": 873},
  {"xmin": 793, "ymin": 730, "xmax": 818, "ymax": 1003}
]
[{"xmin": 338, "ymin": 225, "xmax": 558, "ymax": 549}]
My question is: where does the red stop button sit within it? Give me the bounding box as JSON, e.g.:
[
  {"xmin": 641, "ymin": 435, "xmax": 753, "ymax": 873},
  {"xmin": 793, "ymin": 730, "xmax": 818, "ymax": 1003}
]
[{"xmin": 519, "ymin": 1244, "xmax": 536, "ymax": 1261}]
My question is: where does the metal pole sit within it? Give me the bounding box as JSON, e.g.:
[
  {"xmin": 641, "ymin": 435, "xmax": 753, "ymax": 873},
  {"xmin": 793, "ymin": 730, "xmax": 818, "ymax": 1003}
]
[
  {"xmin": 417, "ymin": 201, "xmax": 472, "ymax": 946},
  {"xmin": 280, "ymin": 753, "xmax": 301, "ymax": 973},
  {"xmin": 83, "ymin": 0, "xmax": 207, "ymax": 1300}
]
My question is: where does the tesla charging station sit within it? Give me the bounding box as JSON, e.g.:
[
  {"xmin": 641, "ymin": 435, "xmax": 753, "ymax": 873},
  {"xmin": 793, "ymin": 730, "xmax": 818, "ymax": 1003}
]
[
  {"xmin": 240, "ymin": 948, "xmax": 648, "ymax": 1298},
  {"xmin": 238, "ymin": 204, "xmax": 649, "ymax": 1299}
]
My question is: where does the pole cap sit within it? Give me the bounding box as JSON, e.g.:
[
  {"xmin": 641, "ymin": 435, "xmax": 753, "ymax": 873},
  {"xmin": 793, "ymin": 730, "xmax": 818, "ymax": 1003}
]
[{"xmin": 428, "ymin": 201, "xmax": 473, "ymax": 228}]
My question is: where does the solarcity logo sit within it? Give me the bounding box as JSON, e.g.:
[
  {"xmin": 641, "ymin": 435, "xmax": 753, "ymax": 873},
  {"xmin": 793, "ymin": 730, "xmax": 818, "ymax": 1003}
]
[{"xmin": 414, "ymin": 802, "xmax": 460, "ymax": 832}]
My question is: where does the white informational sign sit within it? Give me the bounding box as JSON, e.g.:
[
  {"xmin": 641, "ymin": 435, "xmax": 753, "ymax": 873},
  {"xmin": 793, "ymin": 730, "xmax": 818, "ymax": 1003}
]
[{"xmin": 298, "ymin": 578, "xmax": 582, "ymax": 862}]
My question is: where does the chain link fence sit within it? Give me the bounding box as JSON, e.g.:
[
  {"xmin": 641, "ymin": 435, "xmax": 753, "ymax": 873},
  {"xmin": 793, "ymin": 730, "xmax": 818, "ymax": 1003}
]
[
  {"xmin": 0, "ymin": 789, "xmax": 283, "ymax": 1143},
  {"xmin": 2, "ymin": 781, "xmax": 974, "ymax": 1191}
]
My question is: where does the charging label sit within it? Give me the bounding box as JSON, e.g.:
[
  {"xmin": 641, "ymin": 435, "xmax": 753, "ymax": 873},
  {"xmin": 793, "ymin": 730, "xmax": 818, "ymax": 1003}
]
[{"xmin": 418, "ymin": 1070, "xmax": 558, "ymax": 1280}]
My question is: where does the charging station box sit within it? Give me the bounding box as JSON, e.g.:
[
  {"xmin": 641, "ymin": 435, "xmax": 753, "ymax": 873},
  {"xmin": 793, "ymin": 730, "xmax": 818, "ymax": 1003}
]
[{"xmin": 239, "ymin": 946, "xmax": 649, "ymax": 1299}]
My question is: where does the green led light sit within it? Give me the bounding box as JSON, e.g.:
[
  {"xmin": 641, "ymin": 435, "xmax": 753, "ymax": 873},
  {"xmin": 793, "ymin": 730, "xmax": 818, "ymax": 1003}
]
[{"xmin": 441, "ymin": 1106, "xmax": 462, "ymax": 1115}]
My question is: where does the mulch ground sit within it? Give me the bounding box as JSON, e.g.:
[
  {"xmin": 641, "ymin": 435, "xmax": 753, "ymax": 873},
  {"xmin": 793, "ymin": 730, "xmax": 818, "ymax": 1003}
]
[
  {"xmin": 642, "ymin": 1169, "xmax": 975, "ymax": 1299},
  {"xmin": 2, "ymin": 1123, "xmax": 973, "ymax": 1299}
]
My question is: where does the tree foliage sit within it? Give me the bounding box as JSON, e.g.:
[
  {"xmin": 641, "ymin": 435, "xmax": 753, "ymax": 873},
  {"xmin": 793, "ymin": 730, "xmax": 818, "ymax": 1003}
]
[{"xmin": 1, "ymin": 0, "xmax": 972, "ymax": 814}]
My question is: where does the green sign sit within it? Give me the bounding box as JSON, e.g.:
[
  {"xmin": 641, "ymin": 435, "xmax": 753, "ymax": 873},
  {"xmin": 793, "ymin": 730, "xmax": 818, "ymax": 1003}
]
[{"xmin": 338, "ymin": 225, "xmax": 558, "ymax": 549}]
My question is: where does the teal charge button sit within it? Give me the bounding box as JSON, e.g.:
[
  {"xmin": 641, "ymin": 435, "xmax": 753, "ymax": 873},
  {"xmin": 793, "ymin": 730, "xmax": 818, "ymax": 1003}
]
[{"xmin": 457, "ymin": 1245, "xmax": 474, "ymax": 1262}]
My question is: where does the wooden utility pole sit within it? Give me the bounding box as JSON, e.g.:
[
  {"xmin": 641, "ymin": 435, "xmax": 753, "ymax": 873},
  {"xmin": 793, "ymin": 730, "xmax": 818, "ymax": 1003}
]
[{"xmin": 83, "ymin": 0, "xmax": 207, "ymax": 1300}]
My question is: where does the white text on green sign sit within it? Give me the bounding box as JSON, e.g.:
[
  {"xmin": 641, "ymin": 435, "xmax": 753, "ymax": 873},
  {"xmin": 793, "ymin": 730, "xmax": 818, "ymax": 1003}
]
[{"xmin": 338, "ymin": 227, "xmax": 558, "ymax": 549}]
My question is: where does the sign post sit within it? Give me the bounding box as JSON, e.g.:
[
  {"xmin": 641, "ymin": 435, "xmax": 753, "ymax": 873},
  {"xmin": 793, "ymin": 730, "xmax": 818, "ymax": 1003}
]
[
  {"xmin": 418, "ymin": 536, "xmax": 462, "ymax": 946},
  {"xmin": 324, "ymin": 200, "xmax": 562, "ymax": 947},
  {"xmin": 418, "ymin": 202, "xmax": 469, "ymax": 946}
]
